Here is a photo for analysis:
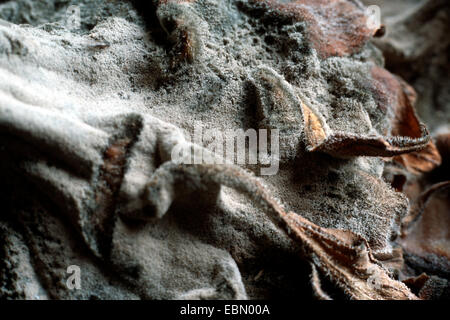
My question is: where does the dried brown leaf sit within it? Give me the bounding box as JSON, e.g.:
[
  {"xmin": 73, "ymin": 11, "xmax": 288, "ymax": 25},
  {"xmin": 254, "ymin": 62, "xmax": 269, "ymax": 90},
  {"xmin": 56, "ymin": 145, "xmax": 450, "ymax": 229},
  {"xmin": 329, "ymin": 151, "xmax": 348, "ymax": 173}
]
[
  {"xmin": 282, "ymin": 211, "xmax": 417, "ymax": 300},
  {"xmin": 371, "ymin": 66, "xmax": 441, "ymax": 172},
  {"xmin": 298, "ymin": 66, "xmax": 433, "ymax": 158},
  {"xmin": 246, "ymin": 0, "xmax": 378, "ymax": 59},
  {"xmin": 400, "ymin": 181, "xmax": 450, "ymax": 264},
  {"xmin": 301, "ymin": 101, "xmax": 430, "ymax": 157}
]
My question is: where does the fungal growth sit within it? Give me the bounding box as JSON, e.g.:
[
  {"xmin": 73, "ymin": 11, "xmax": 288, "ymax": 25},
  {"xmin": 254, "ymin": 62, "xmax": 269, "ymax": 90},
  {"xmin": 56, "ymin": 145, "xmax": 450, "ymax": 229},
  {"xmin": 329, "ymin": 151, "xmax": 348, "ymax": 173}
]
[{"xmin": 0, "ymin": 0, "xmax": 448, "ymax": 300}]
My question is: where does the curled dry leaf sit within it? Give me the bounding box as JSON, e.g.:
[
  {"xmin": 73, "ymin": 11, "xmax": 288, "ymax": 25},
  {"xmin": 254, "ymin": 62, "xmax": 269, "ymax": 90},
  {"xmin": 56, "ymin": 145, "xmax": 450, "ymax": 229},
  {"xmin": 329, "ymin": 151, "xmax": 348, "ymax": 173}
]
[
  {"xmin": 251, "ymin": 64, "xmax": 433, "ymax": 161},
  {"xmin": 251, "ymin": 64, "xmax": 409, "ymax": 252},
  {"xmin": 377, "ymin": 68, "xmax": 442, "ymax": 174},
  {"xmin": 135, "ymin": 162, "xmax": 418, "ymax": 300},
  {"xmin": 401, "ymin": 181, "xmax": 450, "ymax": 232},
  {"xmin": 388, "ymin": 130, "xmax": 450, "ymax": 298},
  {"xmin": 399, "ymin": 134, "xmax": 450, "ymax": 265},
  {"xmin": 302, "ymin": 106, "xmax": 430, "ymax": 157},
  {"xmin": 400, "ymin": 181, "xmax": 450, "ymax": 269},
  {"xmin": 301, "ymin": 66, "xmax": 432, "ymax": 158},
  {"xmin": 283, "ymin": 211, "xmax": 416, "ymax": 300},
  {"xmin": 394, "ymin": 143, "xmax": 442, "ymax": 175}
]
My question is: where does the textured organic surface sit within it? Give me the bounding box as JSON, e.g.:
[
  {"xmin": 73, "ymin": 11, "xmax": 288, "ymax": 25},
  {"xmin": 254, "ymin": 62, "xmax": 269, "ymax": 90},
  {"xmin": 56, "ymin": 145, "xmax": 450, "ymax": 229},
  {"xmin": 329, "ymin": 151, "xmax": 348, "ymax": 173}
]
[{"xmin": 0, "ymin": 0, "xmax": 448, "ymax": 300}]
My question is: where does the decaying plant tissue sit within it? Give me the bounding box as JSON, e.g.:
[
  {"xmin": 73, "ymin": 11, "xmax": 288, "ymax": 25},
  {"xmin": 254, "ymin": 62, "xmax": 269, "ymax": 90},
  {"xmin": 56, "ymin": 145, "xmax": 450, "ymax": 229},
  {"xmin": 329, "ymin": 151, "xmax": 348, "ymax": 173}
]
[{"xmin": 0, "ymin": 0, "xmax": 448, "ymax": 301}]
